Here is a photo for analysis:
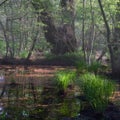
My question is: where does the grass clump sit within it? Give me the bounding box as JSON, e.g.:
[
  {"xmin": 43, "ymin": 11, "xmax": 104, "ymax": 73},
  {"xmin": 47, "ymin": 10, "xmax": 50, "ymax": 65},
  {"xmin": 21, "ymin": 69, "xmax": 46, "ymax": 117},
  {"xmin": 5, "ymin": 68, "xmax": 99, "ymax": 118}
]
[
  {"xmin": 54, "ymin": 70, "xmax": 76, "ymax": 90},
  {"xmin": 77, "ymin": 73, "xmax": 115, "ymax": 112}
]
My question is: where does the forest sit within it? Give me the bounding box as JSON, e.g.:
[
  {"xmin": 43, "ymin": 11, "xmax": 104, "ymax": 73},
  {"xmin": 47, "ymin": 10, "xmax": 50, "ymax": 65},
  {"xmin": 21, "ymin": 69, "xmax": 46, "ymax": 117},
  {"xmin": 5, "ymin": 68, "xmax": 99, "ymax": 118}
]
[{"xmin": 0, "ymin": 0, "xmax": 120, "ymax": 120}]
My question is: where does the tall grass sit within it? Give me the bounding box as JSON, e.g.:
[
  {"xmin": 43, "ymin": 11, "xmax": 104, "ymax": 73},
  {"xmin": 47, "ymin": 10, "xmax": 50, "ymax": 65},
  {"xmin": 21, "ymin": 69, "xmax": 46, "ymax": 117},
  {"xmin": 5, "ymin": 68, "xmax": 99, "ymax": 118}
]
[
  {"xmin": 54, "ymin": 70, "xmax": 76, "ymax": 90},
  {"xmin": 77, "ymin": 73, "xmax": 115, "ymax": 112}
]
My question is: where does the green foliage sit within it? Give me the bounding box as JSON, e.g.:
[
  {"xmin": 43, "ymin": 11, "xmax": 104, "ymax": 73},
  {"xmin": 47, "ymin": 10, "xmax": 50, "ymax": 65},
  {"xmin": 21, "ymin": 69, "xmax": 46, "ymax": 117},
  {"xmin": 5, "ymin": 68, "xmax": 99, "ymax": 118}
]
[
  {"xmin": 0, "ymin": 111, "xmax": 6, "ymax": 120},
  {"xmin": 87, "ymin": 61, "xmax": 102, "ymax": 75},
  {"xmin": 75, "ymin": 60, "xmax": 87, "ymax": 74},
  {"xmin": 77, "ymin": 73, "xmax": 115, "ymax": 112},
  {"xmin": 19, "ymin": 50, "xmax": 28, "ymax": 58},
  {"xmin": 75, "ymin": 60, "xmax": 104, "ymax": 75},
  {"xmin": 54, "ymin": 70, "xmax": 76, "ymax": 90},
  {"xmin": 59, "ymin": 99, "xmax": 80, "ymax": 118}
]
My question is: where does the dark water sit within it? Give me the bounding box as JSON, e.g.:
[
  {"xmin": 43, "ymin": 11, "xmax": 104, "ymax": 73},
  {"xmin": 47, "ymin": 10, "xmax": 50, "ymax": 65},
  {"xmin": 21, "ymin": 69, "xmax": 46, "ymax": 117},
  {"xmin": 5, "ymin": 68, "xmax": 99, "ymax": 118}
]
[
  {"xmin": 1, "ymin": 73, "xmax": 118, "ymax": 120},
  {"xmin": 0, "ymin": 75, "xmax": 81, "ymax": 120}
]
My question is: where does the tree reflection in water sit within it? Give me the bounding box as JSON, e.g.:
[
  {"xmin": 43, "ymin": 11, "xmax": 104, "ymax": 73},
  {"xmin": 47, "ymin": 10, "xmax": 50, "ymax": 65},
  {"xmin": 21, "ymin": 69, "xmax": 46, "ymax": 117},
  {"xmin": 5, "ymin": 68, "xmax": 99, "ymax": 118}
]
[{"xmin": 0, "ymin": 75, "xmax": 80, "ymax": 120}]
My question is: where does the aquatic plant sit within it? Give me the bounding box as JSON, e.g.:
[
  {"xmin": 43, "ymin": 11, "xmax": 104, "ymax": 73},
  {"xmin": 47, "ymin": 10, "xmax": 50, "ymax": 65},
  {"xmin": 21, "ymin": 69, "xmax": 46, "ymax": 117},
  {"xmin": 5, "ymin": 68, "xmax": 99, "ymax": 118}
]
[{"xmin": 77, "ymin": 73, "xmax": 115, "ymax": 112}]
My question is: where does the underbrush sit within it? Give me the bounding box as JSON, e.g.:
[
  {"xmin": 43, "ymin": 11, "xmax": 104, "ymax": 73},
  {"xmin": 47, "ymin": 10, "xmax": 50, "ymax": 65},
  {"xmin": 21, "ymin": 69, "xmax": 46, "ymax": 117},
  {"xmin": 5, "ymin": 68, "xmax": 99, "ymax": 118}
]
[{"xmin": 45, "ymin": 52, "xmax": 84, "ymax": 66}]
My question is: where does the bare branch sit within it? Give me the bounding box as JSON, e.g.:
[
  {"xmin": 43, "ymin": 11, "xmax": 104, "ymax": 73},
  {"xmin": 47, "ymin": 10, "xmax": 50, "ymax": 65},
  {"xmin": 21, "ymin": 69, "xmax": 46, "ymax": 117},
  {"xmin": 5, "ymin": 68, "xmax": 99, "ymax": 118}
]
[{"xmin": 0, "ymin": 0, "xmax": 8, "ymax": 6}]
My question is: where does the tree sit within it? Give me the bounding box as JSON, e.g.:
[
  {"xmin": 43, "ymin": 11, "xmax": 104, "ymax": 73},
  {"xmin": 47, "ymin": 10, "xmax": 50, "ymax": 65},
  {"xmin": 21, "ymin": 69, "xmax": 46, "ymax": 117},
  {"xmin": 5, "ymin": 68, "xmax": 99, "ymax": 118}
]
[
  {"xmin": 112, "ymin": 1, "xmax": 120, "ymax": 77},
  {"xmin": 32, "ymin": 0, "xmax": 77, "ymax": 55},
  {"xmin": 0, "ymin": 0, "xmax": 41, "ymax": 59},
  {"xmin": 98, "ymin": 0, "xmax": 120, "ymax": 78}
]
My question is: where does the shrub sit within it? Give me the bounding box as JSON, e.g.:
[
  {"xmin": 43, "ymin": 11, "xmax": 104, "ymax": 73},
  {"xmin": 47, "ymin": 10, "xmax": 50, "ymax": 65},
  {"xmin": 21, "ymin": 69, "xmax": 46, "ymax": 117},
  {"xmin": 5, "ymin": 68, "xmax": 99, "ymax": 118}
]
[{"xmin": 77, "ymin": 73, "xmax": 115, "ymax": 112}]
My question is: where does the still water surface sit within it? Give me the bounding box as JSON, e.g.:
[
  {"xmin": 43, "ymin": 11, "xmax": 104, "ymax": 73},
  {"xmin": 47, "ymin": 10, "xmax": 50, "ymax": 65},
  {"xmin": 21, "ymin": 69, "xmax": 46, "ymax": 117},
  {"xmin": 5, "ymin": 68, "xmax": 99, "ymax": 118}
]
[{"xmin": 0, "ymin": 73, "xmax": 80, "ymax": 120}]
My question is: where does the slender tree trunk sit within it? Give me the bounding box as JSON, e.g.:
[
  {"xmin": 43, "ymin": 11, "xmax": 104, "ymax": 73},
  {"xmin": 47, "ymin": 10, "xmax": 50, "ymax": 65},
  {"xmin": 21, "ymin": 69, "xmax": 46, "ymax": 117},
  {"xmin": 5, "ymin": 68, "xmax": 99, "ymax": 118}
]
[
  {"xmin": 82, "ymin": 0, "xmax": 86, "ymax": 61},
  {"xmin": 26, "ymin": 30, "xmax": 39, "ymax": 60},
  {"xmin": 10, "ymin": 19, "xmax": 15, "ymax": 58},
  {"xmin": 88, "ymin": 0, "xmax": 95, "ymax": 64},
  {"xmin": 0, "ymin": 20, "xmax": 9, "ymax": 57}
]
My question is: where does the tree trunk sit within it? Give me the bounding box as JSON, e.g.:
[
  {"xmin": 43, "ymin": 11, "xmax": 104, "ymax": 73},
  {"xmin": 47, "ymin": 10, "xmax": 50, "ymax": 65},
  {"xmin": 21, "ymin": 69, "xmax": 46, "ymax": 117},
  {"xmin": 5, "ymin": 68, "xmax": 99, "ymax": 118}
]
[
  {"xmin": 98, "ymin": 0, "xmax": 120, "ymax": 78},
  {"xmin": 32, "ymin": 0, "xmax": 77, "ymax": 55},
  {"xmin": 82, "ymin": 0, "xmax": 86, "ymax": 61},
  {"xmin": 26, "ymin": 30, "xmax": 39, "ymax": 60},
  {"xmin": 112, "ymin": 1, "xmax": 120, "ymax": 78}
]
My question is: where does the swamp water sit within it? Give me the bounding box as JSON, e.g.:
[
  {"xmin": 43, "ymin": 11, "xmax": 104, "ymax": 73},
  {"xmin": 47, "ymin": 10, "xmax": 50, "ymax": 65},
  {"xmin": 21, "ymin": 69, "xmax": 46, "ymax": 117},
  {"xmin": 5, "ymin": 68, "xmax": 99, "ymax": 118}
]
[{"xmin": 0, "ymin": 73, "xmax": 81, "ymax": 120}]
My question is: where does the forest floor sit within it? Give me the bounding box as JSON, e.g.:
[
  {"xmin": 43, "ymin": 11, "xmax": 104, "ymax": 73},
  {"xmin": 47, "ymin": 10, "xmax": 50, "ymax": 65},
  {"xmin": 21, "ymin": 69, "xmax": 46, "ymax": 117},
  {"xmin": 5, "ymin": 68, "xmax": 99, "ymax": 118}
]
[{"xmin": 0, "ymin": 59, "xmax": 120, "ymax": 119}]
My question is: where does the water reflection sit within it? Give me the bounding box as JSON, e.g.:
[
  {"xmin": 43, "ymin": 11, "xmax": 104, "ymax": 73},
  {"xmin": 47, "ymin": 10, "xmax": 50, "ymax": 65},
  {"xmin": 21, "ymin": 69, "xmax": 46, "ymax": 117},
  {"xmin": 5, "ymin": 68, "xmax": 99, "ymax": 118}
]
[
  {"xmin": 0, "ymin": 106, "xmax": 4, "ymax": 115},
  {"xmin": 0, "ymin": 76, "xmax": 4, "ymax": 82},
  {"xmin": 0, "ymin": 92, "xmax": 80, "ymax": 120},
  {"xmin": 0, "ymin": 72, "xmax": 81, "ymax": 120},
  {"xmin": 58, "ymin": 98, "xmax": 80, "ymax": 118}
]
